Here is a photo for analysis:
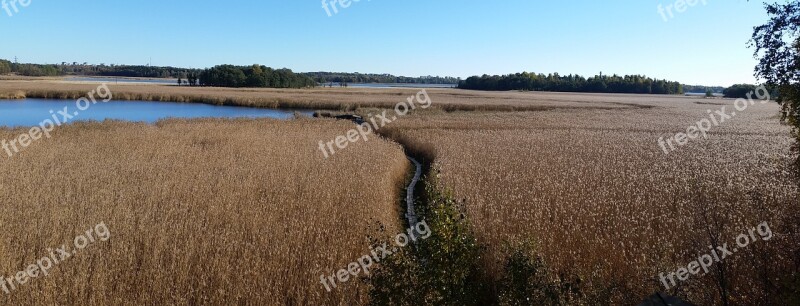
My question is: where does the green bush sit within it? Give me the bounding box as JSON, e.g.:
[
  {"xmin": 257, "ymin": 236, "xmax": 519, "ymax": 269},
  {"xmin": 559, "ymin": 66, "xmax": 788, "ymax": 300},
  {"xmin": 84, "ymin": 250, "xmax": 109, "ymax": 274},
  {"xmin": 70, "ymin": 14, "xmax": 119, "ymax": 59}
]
[
  {"xmin": 368, "ymin": 176, "xmax": 615, "ymax": 305},
  {"xmin": 368, "ymin": 177, "xmax": 491, "ymax": 305},
  {"xmin": 499, "ymin": 244, "xmax": 573, "ymax": 306}
]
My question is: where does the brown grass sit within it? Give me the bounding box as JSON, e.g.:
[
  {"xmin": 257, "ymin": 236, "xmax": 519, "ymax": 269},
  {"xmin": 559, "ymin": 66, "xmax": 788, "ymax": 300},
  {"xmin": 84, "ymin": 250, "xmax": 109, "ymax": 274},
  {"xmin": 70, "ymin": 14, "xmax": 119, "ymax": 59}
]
[
  {"xmin": 0, "ymin": 78, "xmax": 674, "ymax": 112},
  {"xmin": 2, "ymin": 79, "xmax": 798, "ymax": 304},
  {"xmin": 384, "ymin": 96, "xmax": 800, "ymax": 304},
  {"xmin": 0, "ymin": 118, "xmax": 409, "ymax": 305}
]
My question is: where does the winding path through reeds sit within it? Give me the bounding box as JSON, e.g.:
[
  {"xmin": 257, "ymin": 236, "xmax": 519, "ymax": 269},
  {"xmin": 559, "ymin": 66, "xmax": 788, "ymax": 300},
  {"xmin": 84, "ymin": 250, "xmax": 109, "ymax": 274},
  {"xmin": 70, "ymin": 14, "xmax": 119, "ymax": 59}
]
[
  {"xmin": 405, "ymin": 156, "xmax": 422, "ymax": 227},
  {"xmin": 333, "ymin": 114, "xmax": 423, "ymax": 228}
]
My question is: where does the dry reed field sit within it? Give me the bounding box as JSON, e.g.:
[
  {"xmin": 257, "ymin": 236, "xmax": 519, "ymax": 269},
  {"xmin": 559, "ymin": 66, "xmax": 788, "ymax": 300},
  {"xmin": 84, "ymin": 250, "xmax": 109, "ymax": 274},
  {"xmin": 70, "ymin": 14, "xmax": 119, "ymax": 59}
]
[
  {"xmin": 1, "ymin": 79, "xmax": 798, "ymax": 304},
  {"xmin": 0, "ymin": 118, "xmax": 409, "ymax": 305},
  {"xmin": 383, "ymin": 94, "xmax": 800, "ymax": 304},
  {"xmin": 0, "ymin": 79, "xmax": 643, "ymax": 112}
]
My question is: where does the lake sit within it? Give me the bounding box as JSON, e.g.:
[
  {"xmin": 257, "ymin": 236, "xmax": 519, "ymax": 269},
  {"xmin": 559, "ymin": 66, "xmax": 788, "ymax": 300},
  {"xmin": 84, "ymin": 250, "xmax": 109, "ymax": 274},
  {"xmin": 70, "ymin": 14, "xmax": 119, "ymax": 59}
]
[
  {"xmin": 64, "ymin": 77, "xmax": 458, "ymax": 89},
  {"xmin": 0, "ymin": 99, "xmax": 314, "ymax": 128},
  {"xmin": 64, "ymin": 77, "xmax": 178, "ymax": 85},
  {"xmin": 324, "ymin": 83, "xmax": 456, "ymax": 89}
]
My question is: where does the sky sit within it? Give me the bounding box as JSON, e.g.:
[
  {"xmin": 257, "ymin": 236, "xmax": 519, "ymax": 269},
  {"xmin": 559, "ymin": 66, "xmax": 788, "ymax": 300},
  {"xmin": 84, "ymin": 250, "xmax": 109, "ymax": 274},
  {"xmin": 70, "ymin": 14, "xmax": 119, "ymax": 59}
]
[{"xmin": 0, "ymin": 0, "xmax": 783, "ymax": 86}]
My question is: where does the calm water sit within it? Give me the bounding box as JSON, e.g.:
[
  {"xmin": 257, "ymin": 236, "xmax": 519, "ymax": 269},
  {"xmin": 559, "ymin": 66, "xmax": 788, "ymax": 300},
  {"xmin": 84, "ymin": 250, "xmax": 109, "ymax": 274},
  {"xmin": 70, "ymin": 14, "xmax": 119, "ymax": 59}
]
[
  {"xmin": 0, "ymin": 99, "xmax": 313, "ymax": 127},
  {"xmin": 65, "ymin": 77, "xmax": 458, "ymax": 89},
  {"xmin": 65, "ymin": 77, "xmax": 178, "ymax": 84},
  {"xmin": 323, "ymin": 83, "xmax": 457, "ymax": 89}
]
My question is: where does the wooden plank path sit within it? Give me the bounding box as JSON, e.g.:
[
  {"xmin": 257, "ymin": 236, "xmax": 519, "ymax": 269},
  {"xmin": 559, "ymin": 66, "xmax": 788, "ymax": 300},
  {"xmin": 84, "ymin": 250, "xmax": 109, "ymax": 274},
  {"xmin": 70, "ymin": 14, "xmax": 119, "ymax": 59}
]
[{"xmin": 405, "ymin": 156, "xmax": 422, "ymax": 227}]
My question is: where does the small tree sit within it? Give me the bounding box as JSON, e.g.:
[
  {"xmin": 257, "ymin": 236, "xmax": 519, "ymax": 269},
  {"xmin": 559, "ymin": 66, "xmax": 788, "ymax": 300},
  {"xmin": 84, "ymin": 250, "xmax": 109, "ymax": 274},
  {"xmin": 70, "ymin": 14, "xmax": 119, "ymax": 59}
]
[
  {"xmin": 750, "ymin": 1, "xmax": 800, "ymax": 169},
  {"xmin": 369, "ymin": 177, "xmax": 490, "ymax": 305},
  {"xmin": 186, "ymin": 74, "xmax": 196, "ymax": 87},
  {"xmin": 498, "ymin": 244, "xmax": 581, "ymax": 306},
  {"xmin": 705, "ymin": 89, "xmax": 714, "ymax": 98},
  {"xmin": 177, "ymin": 77, "xmax": 182, "ymax": 86}
]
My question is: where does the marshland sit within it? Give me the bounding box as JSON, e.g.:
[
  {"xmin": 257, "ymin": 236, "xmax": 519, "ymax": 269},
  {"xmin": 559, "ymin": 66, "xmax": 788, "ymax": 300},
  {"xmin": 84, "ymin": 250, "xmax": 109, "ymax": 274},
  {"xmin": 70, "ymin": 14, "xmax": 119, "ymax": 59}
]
[
  {"xmin": 2, "ymin": 1, "xmax": 800, "ymax": 306},
  {"xmin": 0, "ymin": 76, "xmax": 797, "ymax": 305}
]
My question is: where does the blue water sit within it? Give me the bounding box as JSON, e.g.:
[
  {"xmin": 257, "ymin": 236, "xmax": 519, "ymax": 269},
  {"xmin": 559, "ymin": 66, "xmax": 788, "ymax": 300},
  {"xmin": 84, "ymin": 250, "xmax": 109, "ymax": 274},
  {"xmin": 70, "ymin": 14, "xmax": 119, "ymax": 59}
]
[
  {"xmin": 0, "ymin": 99, "xmax": 314, "ymax": 127},
  {"xmin": 65, "ymin": 77, "xmax": 458, "ymax": 89},
  {"xmin": 324, "ymin": 83, "xmax": 457, "ymax": 89},
  {"xmin": 65, "ymin": 77, "xmax": 178, "ymax": 84}
]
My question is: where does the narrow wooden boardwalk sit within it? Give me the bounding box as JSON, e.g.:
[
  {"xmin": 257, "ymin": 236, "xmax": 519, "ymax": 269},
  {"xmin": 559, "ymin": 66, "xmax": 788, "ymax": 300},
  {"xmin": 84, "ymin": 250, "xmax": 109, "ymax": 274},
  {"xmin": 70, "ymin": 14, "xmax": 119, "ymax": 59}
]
[{"xmin": 405, "ymin": 156, "xmax": 422, "ymax": 227}]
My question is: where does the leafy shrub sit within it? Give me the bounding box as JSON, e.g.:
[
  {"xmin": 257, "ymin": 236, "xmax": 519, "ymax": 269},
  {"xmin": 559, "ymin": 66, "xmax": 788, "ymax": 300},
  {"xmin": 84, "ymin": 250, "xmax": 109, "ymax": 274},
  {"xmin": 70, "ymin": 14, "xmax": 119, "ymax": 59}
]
[
  {"xmin": 369, "ymin": 176, "xmax": 491, "ymax": 305},
  {"xmin": 368, "ymin": 176, "xmax": 617, "ymax": 305},
  {"xmin": 499, "ymin": 244, "xmax": 578, "ymax": 306}
]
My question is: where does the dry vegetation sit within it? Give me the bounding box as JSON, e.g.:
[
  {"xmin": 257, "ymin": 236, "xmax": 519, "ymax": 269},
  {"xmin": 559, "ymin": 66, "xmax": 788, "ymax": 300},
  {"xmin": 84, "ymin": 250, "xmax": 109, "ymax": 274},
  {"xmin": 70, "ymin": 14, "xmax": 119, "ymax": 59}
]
[
  {"xmin": 0, "ymin": 118, "xmax": 409, "ymax": 305},
  {"xmin": 0, "ymin": 79, "xmax": 644, "ymax": 112},
  {"xmin": 383, "ymin": 95, "xmax": 800, "ymax": 304},
  {"xmin": 1, "ymin": 79, "xmax": 798, "ymax": 305}
]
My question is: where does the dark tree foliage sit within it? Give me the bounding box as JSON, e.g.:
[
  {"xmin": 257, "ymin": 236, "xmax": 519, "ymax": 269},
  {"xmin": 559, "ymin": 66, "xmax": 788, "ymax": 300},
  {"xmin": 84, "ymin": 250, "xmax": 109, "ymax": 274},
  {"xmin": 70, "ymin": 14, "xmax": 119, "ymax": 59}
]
[
  {"xmin": 186, "ymin": 73, "xmax": 199, "ymax": 86},
  {"xmin": 723, "ymin": 84, "xmax": 758, "ymax": 98},
  {"xmin": 750, "ymin": 1, "xmax": 800, "ymax": 146},
  {"xmin": 457, "ymin": 72, "xmax": 683, "ymax": 94},
  {"xmin": 303, "ymin": 72, "xmax": 460, "ymax": 84},
  {"xmin": 14, "ymin": 64, "xmax": 62, "ymax": 76},
  {"xmin": 0, "ymin": 59, "xmax": 460, "ymax": 85},
  {"xmin": 199, "ymin": 65, "xmax": 316, "ymax": 88},
  {"xmin": 751, "ymin": 5, "xmax": 800, "ymax": 303},
  {"xmin": 0, "ymin": 60, "xmax": 200, "ymax": 78},
  {"xmin": 59, "ymin": 63, "xmax": 199, "ymax": 78},
  {"xmin": 0, "ymin": 59, "xmax": 63, "ymax": 76},
  {"xmin": 684, "ymin": 85, "xmax": 726, "ymax": 93},
  {"xmin": 94, "ymin": 65, "xmax": 200, "ymax": 78},
  {"xmin": 368, "ymin": 181, "xmax": 491, "ymax": 306},
  {"xmin": 0, "ymin": 59, "xmax": 11, "ymax": 74},
  {"xmin": 498, "ymin": 245, "xmax": 587, "ymax": 306}
]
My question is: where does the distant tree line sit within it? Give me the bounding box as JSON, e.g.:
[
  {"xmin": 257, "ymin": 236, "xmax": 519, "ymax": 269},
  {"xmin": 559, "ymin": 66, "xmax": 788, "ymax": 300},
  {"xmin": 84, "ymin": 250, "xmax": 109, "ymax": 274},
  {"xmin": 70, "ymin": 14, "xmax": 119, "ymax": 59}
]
[
  {"xmin": 95, "ymin": 65, "xmax": 201, "ymax": 78},
  {"xmin": 723, "ymin": 84, "xmax": 758, "ymax": 98},
  {"xmin": 303, "ymin": 72, "xmax": 460, "ymax": 84},
  {"xmin": 0, "ymin": 59, "xmax": 315, "ymax": 89},
  {"xmin": 458, "ymin": 72, "xmax": 684, "ymax": 94},
  {"xmin": 0, "ymin": 59, "xmax": 465, "ymax": 87},
  {"xmin": 55, "ymin": 63, "xmax": 200, "ymax": 78},
  {"xmin": 0, "ymin": 59, "xmax": 201, "ymax": 78},
  {"xmin": 721, "ymin": 84, "xmax": 779, "ymax": 99},
  {"xmin": 684, "ymin": 85, "xmax": 726, "ymax": 93},
  {"xmin": 15, "ymin": 64, "xmax": 62, "ymax": 76},
  {"xmin": 199, "ymin": 65, "xmax": 316, "ymax": 88},
  {"xmin": 0, "ymin": 60, "xmax": 187, "ymax": 77},
  {"xmin": 0, "ymin": 59, "xmax": 63, "ymax": 76}
]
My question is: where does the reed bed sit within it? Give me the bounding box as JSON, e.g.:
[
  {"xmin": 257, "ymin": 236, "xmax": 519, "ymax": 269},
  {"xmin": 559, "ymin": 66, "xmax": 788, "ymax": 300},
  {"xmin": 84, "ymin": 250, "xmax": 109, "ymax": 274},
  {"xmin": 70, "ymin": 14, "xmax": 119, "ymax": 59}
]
[
  {"xmin": 384, "ymin": 96, "xmax": 800, "ymax": 305},
  {"xmin": 0, "ymin": 118, "xmax": 409, "ymax": 305},
  {"xmin": 2, "ymin": 79, "xmax": 798, "ymax": 304},
  {"xmin": 0, "ymin": 79, "xmax": 667, "ymax": 112}
]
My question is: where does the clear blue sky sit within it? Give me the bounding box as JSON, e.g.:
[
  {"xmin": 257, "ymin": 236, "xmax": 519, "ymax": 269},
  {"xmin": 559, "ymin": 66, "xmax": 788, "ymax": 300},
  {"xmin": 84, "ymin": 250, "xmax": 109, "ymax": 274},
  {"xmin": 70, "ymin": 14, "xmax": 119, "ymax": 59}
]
[{"xmin": 0, "ymin": 0, "xmax": 780, "ymax": 86}]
